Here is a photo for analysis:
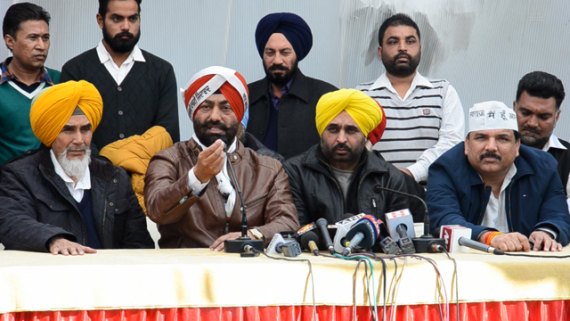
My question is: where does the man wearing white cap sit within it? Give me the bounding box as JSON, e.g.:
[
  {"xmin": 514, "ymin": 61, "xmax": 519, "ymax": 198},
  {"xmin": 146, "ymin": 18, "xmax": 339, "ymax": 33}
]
[
  {"xmin": 427, "ymin": 101, "xmax": 570, "ymax": 252},
  {"xmin": 144, "ymin": 66, "xmax": 299, "ymax": 251}
]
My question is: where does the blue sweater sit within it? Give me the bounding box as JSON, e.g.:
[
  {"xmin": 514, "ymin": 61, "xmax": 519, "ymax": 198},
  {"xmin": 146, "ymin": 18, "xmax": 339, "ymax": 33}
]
[{"xmin": 426, "ymin": 142, "xmax": 570, "ymax": 246}]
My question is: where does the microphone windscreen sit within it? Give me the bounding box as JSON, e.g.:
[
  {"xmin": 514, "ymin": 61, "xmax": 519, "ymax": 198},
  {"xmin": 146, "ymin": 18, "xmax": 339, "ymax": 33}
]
[
  {"xmin": 300, "ymin": 231, "xmax": 320, "ymax": 250},
  {"xmin": 345, "ymin": 215, "xmax": 380, "ymax": 248}
]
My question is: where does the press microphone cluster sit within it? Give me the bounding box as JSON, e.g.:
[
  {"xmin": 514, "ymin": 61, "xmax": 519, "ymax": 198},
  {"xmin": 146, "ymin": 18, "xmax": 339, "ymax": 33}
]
[
  {"xmin": 342, "ymin": 215, "xmax": 380, "ymax": 256},
  {"xmin": 374, "ymin": 185, "xmax": 445, "ymax": 253}
]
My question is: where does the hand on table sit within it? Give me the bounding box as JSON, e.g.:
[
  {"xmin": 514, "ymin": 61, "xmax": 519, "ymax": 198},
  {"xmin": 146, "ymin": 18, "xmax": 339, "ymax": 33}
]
[
  {"xmin": 484, "ymin": 232, "xmax": 530, "ymax": 252},
  {"xmin": 49, "ymin": 237, "xmax": 97, "ymax": 256},
  {"xmin": 529, "ymin": 231, "xmax": 562, "ymax": 252}
]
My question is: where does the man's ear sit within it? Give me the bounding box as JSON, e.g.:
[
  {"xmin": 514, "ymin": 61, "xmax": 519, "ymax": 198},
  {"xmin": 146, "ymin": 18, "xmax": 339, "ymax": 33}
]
[{"xmin": 96, "ymin": 13, "xmax": 104, "ymax": 30}]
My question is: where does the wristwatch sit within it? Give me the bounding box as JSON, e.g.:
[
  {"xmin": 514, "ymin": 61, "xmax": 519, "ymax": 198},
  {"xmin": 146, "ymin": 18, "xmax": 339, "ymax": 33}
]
[{"xmin": 249, "ymin": 228, "xmax": 264, "ymax": 241}]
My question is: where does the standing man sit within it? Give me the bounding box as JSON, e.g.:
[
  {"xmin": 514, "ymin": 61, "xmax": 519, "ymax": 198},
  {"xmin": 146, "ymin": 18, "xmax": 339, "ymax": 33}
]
[
  {"xmin": 513, "ymin": 71, "xmax": 569, "ymax": 207},
  {"xmin": 284, "ymin": 89, "xmax": 413, "ymax": 226},
  {"xmin": 144, "ymin": 66, "xmax": 299, "ymax": 250},
  {"xmin": 60, "ymin": 0, "xmax": 179, "ymax": 151},
  {"xmin": 358, "ymin": 13, "xmax": 465, "ymax": 183},
  {"xmin": 1, "ymin": 3, "xmax": 60, "ymax": 165},
  {"xmin": 246, "ymin": 12, "xmax": 337, "ymax": 160},
  {"xmin": 427, "ymin": 101, "xmax": 570, "ymax": 252}
]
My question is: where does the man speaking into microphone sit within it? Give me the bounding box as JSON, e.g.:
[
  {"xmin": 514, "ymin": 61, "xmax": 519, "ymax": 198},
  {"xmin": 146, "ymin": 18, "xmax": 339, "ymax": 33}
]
[
  {"xmin": 144, "ymin": 66, "xmax": 299, "ymax": 250},
  {"xmin": 283, "ymin": 89, "xmax": 414, "ymax": 226},
  {"xmin": 427, "ymin": 101, "xmax": 570, "ymax": 252}
]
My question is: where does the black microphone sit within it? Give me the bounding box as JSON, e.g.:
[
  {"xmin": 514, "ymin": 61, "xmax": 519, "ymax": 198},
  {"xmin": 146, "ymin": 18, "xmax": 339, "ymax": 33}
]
[
  {"xmin": 341, "ymin": 215, "xmax": 379, "ymax": 256},
  {"xmin": 373, "ymin": 185, "xmax": 445, "ymax": 253},
  {"xmin": 458, "ymin": 237, "xmax": 504, "ymax": 255},
  {"xmin": 316, "ymin": 218, "xmax": 335, "ymax": 255},
  {"xmin": 220, "ymin": 137, "xmax": 263, "ymax": 254},
  {"xmin": 300, "ymin": 231, "xmax": 320, "ymax": 256}
]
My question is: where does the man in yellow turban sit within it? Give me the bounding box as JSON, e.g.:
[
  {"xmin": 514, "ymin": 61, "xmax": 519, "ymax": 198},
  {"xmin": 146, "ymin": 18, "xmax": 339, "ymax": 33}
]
[
  {"xmin": 0, "ymin": 80, "xmax": 153, "ymax": 255},
  {"xmin": 283, "ymin": 89, "xmax": 417, "ymax": 235}
]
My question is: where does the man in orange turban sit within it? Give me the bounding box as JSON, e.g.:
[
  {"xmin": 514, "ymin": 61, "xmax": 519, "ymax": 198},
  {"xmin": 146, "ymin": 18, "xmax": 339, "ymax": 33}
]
[
  {"xmin": 0, "ymin": 80, "xmax": 153, "ymax": 255},
  {"xmin": 283, "ymin": 89, "xmax": 422, "ymax": 230},
  {"xmin": 145, "ymin": 66, "xmax": 299, "ymax": 251}
]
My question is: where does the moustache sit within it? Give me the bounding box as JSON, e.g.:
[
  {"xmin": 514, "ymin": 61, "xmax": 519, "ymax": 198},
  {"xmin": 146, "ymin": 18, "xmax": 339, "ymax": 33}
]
[
  {"xmin": 520, "ymin": 126, "xmax": 541, "ymax": 135},
  {"xmin": 394, "ymin": 52, "xmax": 412, "ymax": 61},
  {"xmin": 269, "ymin": 65, "xmax": 288, "ymax": 71},
  {"xmin": 333, "ymin": 143, "xmax": 351, "ymax": 152},
  {"xmin": 201, "ymin": 120, "xmax": 229, "ymax": 131},
  {"xmin": 480, "ymin": 152, "xmax": 501, "ymax": 161},
  {"xmin": 114, "ymin": 31, "xmax": 134, "ymax": 40}
]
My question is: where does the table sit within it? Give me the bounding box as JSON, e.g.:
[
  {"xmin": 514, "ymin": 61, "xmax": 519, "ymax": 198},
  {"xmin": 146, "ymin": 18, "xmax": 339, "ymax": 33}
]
[{"xmin": 1, "ymin": 248, "xmax": 570, "ymax": 320}]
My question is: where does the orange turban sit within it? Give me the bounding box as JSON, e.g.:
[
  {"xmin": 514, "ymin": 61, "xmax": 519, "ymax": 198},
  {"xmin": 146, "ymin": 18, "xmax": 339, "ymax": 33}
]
[
  {"xmin": 181, "ymin": 66, "xmax": 249, "ymax": 122},
  {"xmin": 30, "ymin": 80, "xmax": 103, "ymax": 147}
]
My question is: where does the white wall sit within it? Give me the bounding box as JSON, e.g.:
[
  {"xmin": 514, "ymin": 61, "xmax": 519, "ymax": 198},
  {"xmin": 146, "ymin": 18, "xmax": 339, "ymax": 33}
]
[{"xmin": 2, "ymin": 0, "xmax": 569, "ymax": 141}]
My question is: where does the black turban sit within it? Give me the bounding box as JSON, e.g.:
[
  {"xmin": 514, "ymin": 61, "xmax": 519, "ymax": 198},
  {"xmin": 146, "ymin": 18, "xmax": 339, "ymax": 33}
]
[{"xmin": 255, "ymin": 12, "xmax": 313, "ymax": 61}]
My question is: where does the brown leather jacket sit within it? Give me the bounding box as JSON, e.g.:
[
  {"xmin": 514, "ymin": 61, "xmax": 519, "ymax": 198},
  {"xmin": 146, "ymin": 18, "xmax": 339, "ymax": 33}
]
[{"xmin": 144, "ymin": 138, "xmax": 299, "ymax": 248}]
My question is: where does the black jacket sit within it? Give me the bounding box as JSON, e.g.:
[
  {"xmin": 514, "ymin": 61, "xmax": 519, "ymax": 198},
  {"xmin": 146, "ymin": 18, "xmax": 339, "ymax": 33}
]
[
  {"xmin": 60, "ymin": 48, "xmax": 180, "ymax": 149},
  {"xmin": 246, "ymin": 70, "xmax": 337, "ymax": 160},
  {"xmin": 283, "ymin": 145, "xmax": 412, "ymax": 226},
  {"xmin": 0, "ymin": 147, "xmax": 154, "ymax": 252},
  {"xmin": 243, "ymin": 132, "xmax": 285, "ymax": 162},
  {"xmin": 547, "ymin": 138, "xmax": 570, "ymax": 195}
]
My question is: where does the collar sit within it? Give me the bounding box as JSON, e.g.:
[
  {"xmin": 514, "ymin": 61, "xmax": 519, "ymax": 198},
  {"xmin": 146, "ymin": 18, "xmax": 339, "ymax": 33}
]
[
  {"xmin": 269, "ymin": 77, "xmax": 294, "ymax": 99},
  {"xmin": 250, "ymin": 69, "xmax": 309, "ymax": 105},
  {"xmin": 49, "ymin": 149, "xmax": 91, "ymax": 190},
  {"xmin": 96, "ymin": 41, "xmax": 146, "ymax": 65},
  {"xmin": 542, "ymin": 134, "xmax": 567, "ymax": 152},
  {"xmin": 369, "ymin": 71, "xmax": 433, "ymax": 93},
  {"xmin": 0, "ymin": 57, "xmax": 54, "ymax": 85}
]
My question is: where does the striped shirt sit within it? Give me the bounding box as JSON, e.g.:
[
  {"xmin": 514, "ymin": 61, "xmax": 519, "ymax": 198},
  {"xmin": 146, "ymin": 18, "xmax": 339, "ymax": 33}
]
[{"xmin": 357, "ymin": 72, "xmax": 464, "ymax": 182}]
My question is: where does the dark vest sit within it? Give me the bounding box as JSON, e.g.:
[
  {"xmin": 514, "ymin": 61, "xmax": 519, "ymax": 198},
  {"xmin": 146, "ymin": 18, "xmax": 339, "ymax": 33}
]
[
  {"xmin": 75, "ymin": 190, "xmax": 102, "ymax": 249},
  {"xmin": 548, "ymin": 138, "xmax": 570, "ymax": 195}
]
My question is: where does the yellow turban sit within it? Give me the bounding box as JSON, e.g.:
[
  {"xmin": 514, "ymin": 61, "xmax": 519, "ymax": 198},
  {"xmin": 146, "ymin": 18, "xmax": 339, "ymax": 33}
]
[
  {"xmin": 315, "ymin": 89, "xmax": 383, "ymax": 137},
  {"xmin": 30, "ymin": 80, "xmax": 103, "ymax": 147}
]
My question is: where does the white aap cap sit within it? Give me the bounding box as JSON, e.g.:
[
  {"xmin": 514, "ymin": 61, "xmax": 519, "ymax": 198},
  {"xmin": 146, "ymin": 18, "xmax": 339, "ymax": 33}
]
[{"xmin": 468, "ymin": 101, "xmax": 518, "ymax": 134}]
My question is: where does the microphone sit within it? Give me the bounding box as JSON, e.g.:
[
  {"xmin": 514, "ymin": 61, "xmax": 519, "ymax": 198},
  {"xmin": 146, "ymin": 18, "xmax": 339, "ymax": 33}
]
[
  {"xmin": 316, "ymin": 218, "xmax": 335, "ymax": 255},
  {"xmin": 341, "ymin": 215, "xmax": 380, "ymax": 256},
  {"xmin": 395, "ymin": 224, "xmax": 415, "ymax": 254},
  {"xmin": 458, "ymin": 237, "xmax": 504, "ymax": 255},
  {"xmin": 374, "ymin": 185, "xmax": 445, "ymax": 253},
  {"xmin": 300, "ymin": 231, "xmax": 320, "ymax": 256},
  {"xmin": 221, "ymin": 136, "xmax": 263, "ymax": 254},
  {"xmin": 441, "ymin": 225, "xmax": 472, "ymax": 253},
  {"xmin": 378, "ymin": 235, "xmax": 401, "ymax": 255},
  {"xmin": 267, "ymin": 233, "xmax": 302, "ymax": 257}
]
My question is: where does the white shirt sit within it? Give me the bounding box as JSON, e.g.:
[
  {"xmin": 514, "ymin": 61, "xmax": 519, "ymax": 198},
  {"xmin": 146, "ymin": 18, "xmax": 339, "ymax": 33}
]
[
  {"xmin": 481, "ymin": 164, "xmax": 517, "ymax": 233},
  {"xmin": 187, "ymin": 135, "xmax": 237, "ymax": 219},
  {"xmin": 96, "ymin": 41, "xmax": 145, "ymax": 85},
  {"xmin": 542, "ymin": 134, "xmax": 570, "ymax": 209},
  {"xmin": 50, "ymin": 150, "xmax": 91, "ymax": 203}
]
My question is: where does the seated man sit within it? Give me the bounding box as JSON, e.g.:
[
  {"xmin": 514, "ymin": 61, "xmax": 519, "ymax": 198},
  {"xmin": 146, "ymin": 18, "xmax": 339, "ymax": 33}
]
[
  {"xmin": 144, "ymin": 66, "xmax": 299, "ymax": 250},
  {"xmin": 427, "ymin": 101, "xmax": 570, "ymax": 252},
  {"xmin": 0, "ymin": 80, "xmax": 154, "ymax": 255},
  {"xmin": 283, "ymin": 89, "xmax": 413, "ymax": 226}
]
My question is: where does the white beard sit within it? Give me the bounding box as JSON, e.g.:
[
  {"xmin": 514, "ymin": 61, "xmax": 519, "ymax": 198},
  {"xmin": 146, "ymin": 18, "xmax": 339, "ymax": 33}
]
[{"xmin": 56, "ymin": 148, "xmax": 91, "ymax": 181}]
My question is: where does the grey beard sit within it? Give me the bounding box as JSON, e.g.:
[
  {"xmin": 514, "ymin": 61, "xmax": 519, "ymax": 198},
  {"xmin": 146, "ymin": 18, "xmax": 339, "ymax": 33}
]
[{"xmin": 56, "ymin": 148, "xmax": 91, "ymax": 181}]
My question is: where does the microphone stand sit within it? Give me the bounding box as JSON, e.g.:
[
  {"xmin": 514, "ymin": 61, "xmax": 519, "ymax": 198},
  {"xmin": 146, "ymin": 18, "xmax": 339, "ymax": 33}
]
[
  {"xmin": 374, "ymin": 185, "xmax": 445, "ymax": 253},
  {"xmin": 221, "ymin": 138, "xmax": 264, "ymax": 256}
]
